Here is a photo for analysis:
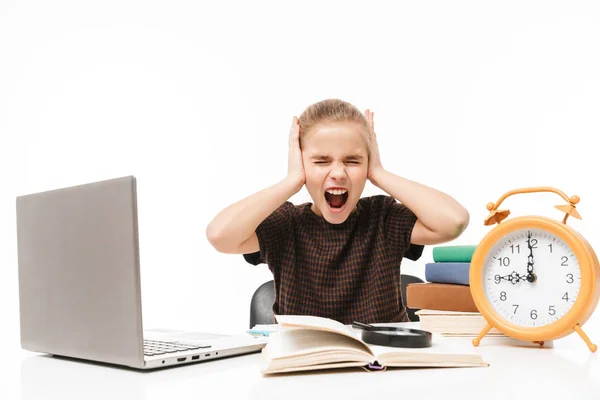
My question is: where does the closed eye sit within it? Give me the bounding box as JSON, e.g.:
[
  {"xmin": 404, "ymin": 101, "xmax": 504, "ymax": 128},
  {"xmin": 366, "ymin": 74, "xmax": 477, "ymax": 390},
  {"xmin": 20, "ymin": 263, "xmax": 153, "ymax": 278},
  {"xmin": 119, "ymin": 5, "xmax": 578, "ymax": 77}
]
[{"xmin": 314, "ymin": 160, "xmax": 361, "ymax": 165}]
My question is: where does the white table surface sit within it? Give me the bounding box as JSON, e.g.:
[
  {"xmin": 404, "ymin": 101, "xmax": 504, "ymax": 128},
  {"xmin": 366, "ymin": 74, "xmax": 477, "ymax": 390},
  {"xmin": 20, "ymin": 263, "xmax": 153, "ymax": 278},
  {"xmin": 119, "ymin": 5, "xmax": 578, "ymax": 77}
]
[{"xmin": 11, "ymin": 322, "xmax": 600, "ymax": 400}]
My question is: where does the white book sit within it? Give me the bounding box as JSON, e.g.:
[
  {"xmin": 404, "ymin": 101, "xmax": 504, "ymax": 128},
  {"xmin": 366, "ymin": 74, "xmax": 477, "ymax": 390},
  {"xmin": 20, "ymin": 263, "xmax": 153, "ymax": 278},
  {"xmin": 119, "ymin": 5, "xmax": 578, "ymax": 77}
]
[
  {"xmin": 259, "ymin": 315, "xmax": 489, "ymax": 375},
  {"xmin": 415, "ymin": 310, "xmax": 553, "ymax": 348},
  {"xmin": 416, "ymin": 309, "xmax": 504, "ymax": 335}
]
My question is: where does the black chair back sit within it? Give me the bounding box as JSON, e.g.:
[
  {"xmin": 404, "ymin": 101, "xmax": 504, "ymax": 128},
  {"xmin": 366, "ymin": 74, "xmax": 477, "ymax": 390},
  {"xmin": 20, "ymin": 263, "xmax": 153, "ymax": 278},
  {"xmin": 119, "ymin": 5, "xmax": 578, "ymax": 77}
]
[{"xmin": 249, "ymin": 280, "xmax": 276, "ymax": 328}]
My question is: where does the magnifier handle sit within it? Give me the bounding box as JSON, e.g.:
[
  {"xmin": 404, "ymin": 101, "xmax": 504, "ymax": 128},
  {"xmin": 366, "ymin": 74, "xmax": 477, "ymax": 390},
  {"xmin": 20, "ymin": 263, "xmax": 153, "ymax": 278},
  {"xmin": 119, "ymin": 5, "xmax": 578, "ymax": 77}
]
[{"xmin": 352, "ymin": 321, "xmax": 374, "ymax": 330}]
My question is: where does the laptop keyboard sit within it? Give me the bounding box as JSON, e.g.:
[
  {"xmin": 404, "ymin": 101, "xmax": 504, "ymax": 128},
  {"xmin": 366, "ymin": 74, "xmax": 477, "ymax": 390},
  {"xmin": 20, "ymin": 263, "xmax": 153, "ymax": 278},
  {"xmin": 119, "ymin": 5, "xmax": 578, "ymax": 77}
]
[{"xmin": 143, "ymin": 339, "xmax": 211, "ymax": 356}]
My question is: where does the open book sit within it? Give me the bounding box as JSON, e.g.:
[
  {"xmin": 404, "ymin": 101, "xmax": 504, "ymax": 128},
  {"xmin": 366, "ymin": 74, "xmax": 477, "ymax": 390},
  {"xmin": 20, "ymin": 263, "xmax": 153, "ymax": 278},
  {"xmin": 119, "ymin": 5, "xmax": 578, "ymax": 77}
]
[{"xmin": 260, "ymin": 315, "xmax": 489, "ymax": 375}]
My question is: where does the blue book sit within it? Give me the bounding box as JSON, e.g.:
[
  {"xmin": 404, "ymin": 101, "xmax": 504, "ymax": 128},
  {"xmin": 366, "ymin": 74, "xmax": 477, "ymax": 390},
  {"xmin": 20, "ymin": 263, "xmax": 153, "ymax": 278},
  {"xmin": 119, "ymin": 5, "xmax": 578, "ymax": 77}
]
[{"xmin": 425, "ymin": 262, "xmax": 470, "ymax": 286}]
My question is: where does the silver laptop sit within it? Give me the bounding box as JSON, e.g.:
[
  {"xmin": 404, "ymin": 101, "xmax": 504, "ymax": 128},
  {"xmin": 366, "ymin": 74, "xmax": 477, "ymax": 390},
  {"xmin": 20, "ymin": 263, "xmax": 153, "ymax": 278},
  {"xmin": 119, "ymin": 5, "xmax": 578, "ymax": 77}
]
[{"xmin": 16, "ymin": 175, "xmax": 267, "ymax": 370}]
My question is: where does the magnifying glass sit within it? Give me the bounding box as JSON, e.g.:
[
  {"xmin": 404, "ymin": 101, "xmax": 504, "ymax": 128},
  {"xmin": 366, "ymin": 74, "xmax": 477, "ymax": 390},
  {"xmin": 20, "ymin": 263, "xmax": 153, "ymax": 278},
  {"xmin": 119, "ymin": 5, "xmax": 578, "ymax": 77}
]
[{"xmin": 352, "ymin": 321, "xmax": 432, "ymax": 348}]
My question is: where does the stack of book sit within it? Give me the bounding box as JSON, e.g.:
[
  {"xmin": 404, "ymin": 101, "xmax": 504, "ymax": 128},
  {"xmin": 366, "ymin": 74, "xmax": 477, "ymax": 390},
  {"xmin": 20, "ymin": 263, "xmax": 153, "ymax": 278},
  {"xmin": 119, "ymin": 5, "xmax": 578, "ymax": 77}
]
[
  {"xmin": 407, "ymin": 245, "xmax": 478, "ymax": 314},
  {"xmin": 407, "ymin": 245, "xmax": 504, "ymax": 338},
  {"xmin": 407, "ymin": 245, "xmax": 552, "ymax": 347}
]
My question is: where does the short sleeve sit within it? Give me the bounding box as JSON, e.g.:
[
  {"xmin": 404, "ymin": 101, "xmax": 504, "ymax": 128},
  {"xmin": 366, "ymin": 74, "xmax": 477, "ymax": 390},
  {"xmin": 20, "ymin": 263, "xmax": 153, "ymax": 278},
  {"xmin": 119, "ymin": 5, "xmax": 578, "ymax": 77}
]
[
  {"xmin": 384, "ymin": 197, "xmax": 424, "ymax": 261},
  {"xmin": 242, "ymin": 201, "xmax": 295, "ymax": 266}
]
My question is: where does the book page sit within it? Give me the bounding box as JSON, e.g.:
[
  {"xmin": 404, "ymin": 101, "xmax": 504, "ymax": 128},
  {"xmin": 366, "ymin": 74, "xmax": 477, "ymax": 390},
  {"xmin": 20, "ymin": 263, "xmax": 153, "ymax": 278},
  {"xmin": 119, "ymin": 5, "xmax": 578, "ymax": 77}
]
[
  {"xmin": 275, "ymin": 315, "xmax": 359, "ymax": 341},
  {"xmin": 262, "ymin": 360, "xmax": 369, "ymax": 375},
  {"xmin": 261, "ymin": 328, "xmax": 374, "ymax": 373},
  {"xmin": 265, "ymin": 328, "xmax": 373, "ymax": 359},
  {"xmin": 416, "ymin": 309, "xmax": 481, "ymax": 316},
  {"xmin": 372, "ymin": 334, "xmax": 488, "ymax": 367}
]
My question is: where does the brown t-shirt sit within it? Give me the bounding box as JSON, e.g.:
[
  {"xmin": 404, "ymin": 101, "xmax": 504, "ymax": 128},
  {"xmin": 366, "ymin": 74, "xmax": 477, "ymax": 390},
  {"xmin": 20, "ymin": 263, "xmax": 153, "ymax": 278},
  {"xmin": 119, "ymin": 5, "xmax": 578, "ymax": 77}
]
[{"xmin": 243, "ymin": 195, "xmax": 424, "ymax": 324}]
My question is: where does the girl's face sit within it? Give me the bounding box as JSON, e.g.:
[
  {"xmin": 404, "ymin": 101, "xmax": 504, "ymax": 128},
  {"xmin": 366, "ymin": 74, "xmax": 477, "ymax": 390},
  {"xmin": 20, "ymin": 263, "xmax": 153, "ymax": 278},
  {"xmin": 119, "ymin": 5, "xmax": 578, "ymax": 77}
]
[{"xmin": 301, "ymin": 122, "xmax": 369, "ymax": 224}]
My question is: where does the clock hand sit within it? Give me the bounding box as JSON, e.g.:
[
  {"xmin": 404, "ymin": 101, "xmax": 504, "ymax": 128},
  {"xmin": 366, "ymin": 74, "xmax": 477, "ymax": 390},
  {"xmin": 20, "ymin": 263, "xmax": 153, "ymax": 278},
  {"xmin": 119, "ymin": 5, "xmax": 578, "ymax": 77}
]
[
  {"xmin": 526, "ymin": 231, "xmax": 535, "ymax": 273},
  {"xmin": 525, "ymin": 231, "xmax": 537, "ymax": 283},
  {"xmin": 496, "ymin": 271, "xmax": 526, "ymax": 285}
]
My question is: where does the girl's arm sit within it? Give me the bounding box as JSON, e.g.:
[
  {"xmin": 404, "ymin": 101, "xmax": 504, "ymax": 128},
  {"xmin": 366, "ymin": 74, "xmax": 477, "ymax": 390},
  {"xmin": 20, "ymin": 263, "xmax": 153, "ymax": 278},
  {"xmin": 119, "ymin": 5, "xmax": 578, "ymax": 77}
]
[
  {"xmin": 206, "ymin": 176, "xmax": 303, "ymax": 253},
  {"xmin": 364, "ymin": 110, "xmax": 469, "ymax": 246},
  {"xmin": 370, "ymin": 169, "xmax": 470, "ymax": 245},
  {"xmin": 206, "ymin": 117, "xmax": 305, "ymax": 254}
]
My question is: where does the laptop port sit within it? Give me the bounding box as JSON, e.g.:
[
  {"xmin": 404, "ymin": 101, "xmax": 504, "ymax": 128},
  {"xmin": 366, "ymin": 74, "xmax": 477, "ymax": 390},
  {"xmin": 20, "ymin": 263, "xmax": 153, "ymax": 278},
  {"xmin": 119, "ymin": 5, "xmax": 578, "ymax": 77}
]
[
  {"xmin": 177, "ymin": 357, "xmax": 186, "ymax": 362},
  {"xmin": 191, "ymin": 355, "xmax": 200, "ymax": 360},
  {"xmin": 205, "ymin": 353, "xmax": 210, "ymax": 357}
]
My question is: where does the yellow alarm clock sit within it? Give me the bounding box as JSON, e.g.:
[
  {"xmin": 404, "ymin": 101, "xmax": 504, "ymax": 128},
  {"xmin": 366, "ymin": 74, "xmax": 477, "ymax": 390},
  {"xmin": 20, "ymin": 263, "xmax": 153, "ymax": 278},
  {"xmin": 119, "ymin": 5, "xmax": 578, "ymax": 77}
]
[{"xmin": 470, "ymin": 187, "xmax": 600, "ymax": 352}]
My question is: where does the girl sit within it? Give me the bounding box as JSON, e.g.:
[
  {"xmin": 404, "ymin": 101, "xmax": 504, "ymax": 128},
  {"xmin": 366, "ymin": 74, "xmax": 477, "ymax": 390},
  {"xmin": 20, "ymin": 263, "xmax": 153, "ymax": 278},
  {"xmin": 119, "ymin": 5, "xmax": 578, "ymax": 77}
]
[{"xmin": 206, "ymin": 99, "xmax": 469, "ymax": 324}]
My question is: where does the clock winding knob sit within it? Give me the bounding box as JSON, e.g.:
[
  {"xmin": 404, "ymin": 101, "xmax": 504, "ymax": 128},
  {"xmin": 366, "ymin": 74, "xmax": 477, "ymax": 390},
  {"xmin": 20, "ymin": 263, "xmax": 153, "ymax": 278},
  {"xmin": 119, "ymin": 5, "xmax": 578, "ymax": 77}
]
[{"xmin": 570, "ymin": 195, "xmax": 580, "ymax": 205}]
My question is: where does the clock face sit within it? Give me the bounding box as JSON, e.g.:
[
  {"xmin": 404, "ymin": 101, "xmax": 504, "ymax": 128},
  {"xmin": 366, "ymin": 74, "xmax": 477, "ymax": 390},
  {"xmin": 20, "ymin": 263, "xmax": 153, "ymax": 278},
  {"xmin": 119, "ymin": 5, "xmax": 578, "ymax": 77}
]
[{"xmin": 483, "ymin": 227, "xmax": 581, "ymax": 328}]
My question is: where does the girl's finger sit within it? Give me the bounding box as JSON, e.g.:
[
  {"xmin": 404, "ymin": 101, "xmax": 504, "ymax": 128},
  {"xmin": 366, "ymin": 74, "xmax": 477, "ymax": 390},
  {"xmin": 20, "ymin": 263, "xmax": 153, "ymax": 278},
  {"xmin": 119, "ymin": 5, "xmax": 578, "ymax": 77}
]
[
  {"xmin": 365, "ymin": 109, "xmax": 372, "ymax": 129},
  {"xmin": 290, "ymin": 116, "xmax": 299, "ymax": 137}
]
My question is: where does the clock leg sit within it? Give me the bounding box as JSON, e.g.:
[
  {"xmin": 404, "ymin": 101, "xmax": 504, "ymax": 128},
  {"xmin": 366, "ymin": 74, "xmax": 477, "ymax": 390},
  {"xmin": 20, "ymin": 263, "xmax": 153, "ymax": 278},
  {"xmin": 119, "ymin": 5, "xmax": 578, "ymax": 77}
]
[
  {"xmin": 472, "ymin": 324, "xmax": 492, "ymax": 347},
  {"xmin": 572, "ymin": 324, "xmax": 598, "ymax": 353}
]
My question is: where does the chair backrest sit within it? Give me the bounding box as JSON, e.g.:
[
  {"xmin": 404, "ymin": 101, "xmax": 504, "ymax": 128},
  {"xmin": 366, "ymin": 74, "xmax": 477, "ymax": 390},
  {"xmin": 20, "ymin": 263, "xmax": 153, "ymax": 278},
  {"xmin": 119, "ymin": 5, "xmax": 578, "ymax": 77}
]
[
  {"xmin": 249, "ymin": 274, "xmax": 425, "ymax": 328},
  {"xmin": 249, "ymin": 280, "xmax": 276, "ymax": 328},
  {"xmin": 400, "ymin": 274, "xmax": 425, "ymax": 322}
]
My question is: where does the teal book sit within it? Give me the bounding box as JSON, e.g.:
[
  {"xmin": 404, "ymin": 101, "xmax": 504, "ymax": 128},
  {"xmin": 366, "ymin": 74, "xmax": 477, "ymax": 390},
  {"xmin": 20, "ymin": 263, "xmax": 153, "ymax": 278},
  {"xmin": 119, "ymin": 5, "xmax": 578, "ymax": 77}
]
[{"xmin": 432, "ymin": 245, "xmax": 477, "ymax": 263}]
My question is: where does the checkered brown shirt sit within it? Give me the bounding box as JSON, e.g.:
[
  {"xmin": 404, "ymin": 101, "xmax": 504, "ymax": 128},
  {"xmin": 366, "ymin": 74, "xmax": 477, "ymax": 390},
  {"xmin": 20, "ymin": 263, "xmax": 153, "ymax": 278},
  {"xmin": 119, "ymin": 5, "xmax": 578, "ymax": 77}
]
[{"xmin": 243, "ymin": 195, "xmax": 424, "ymax": 324}]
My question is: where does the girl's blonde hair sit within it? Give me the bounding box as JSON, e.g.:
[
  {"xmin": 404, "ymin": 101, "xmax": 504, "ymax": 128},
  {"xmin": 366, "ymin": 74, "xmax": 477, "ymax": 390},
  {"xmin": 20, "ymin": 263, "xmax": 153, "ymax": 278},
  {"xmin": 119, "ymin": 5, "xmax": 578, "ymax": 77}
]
[{"xmin": 298, "ymin": 99, "xmax": 371, "ymax": 153}]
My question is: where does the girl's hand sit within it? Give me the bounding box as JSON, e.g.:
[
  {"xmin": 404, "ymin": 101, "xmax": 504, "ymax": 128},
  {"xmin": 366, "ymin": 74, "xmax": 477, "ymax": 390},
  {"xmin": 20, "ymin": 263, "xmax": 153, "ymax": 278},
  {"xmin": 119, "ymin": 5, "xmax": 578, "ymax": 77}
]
[
  {"xmin": 365, "ymin": 109, "xmax": 384, "ymax": 183},
  {"xmin": 287, "ymin": 116, "xmax": 305, "ymax": 188}
]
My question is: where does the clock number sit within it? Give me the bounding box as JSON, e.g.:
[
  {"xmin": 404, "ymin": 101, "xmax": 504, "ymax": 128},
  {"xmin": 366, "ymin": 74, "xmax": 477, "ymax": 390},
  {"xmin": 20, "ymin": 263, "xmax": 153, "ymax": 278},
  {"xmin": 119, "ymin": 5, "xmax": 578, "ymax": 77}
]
[
  {"xmin": 500, "ymin": 291, "xmax": 507, "ymax": 301},
  {"xmin": 562, "ymin": 292, "xmax": 569, "ymax": 302},
  {"xmin": 549, "ymin": 305, "xmax": 556, "ymax": 315},
  {"xmin": 498, "ymin": 257, "xmax": 510, "ymax": 267},
  {"xmin": 494, "ymin": 274, "xmax": 501, "ymax": 284},
  {"xmin": 548, "ymin": 243, "xmax": 553, "ymax": 253},
  {"xmin": 566, "ymin": 273, "xmax": 574, "ymax": 284},
  {"xmin": 528, "ymin": 236, "xmax": 538, "ymax": 248},
  {"xmin": 510, "ymin": 244, "xmax": 520, "ymax": 254},
  {"xmin": 561, "ymin": 256, "xmax": 568, "ymax": 266},
  {"xmin": 530, "ymin": 310, "xmax": 538, "ymax": 320},
  {"xmin": 512, "ymin": 304, "xmax": 519, "ymax": 314}
]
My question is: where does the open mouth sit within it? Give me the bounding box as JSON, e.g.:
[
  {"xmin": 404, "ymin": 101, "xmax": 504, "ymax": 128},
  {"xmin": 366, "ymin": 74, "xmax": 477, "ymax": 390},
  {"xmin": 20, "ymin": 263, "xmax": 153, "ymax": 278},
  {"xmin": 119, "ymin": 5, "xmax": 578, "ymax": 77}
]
[{"xmin": 325, "ymin": 189, "xmax": 349, "ymax": 211}]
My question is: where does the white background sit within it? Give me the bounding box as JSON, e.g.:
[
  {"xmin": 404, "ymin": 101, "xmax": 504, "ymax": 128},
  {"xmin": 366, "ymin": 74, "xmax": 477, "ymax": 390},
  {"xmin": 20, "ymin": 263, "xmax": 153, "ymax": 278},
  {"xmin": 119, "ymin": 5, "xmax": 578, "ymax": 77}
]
[{"xmin": 2, "ymin": 0, "xmax": 600, "ymax": 370}]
